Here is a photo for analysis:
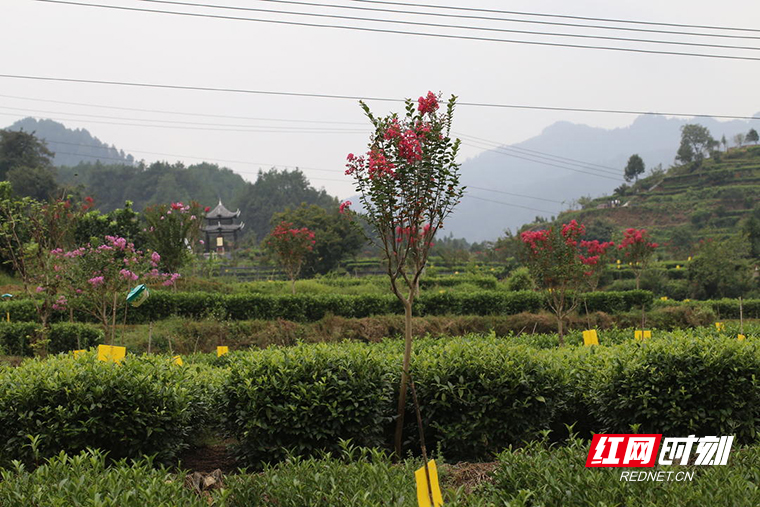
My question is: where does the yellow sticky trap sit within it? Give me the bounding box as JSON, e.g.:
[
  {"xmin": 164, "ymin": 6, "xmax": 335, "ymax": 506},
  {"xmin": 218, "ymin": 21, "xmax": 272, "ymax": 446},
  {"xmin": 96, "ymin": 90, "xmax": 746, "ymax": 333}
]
[
  {"xmin": 582, "ymin": 330, "xmax": 599, "ymax": 346},
  {"xmin": 738, "ymin": 334, "xmax": 746, "ymax": 341},
  {"xmin": 73, "ymin": 349, "xmax": 86, "ymax": 357},
  {"xmin": 415, "ymin": 459, "xmax": 443, "ymax": 507},
  {"xmin": 660, "ymin": 296, "xmax": 668, "ymax": 301},
  {"xmin": 172, "ymin": 355, "xmax": 183, "ymax": 366},
  {"xmin": 97, "ymin": 344, "xmax": 126, "ymax": 363},
  {"xmin": 676, "ymin": 265, "xmax": 681, "ymax": 270},
  {"xmin": 217, "ymin": 346, "xmax": 229, "ymax": 357},
  {"xmin": 635, "ymin": 330, "xmax": 651, "ymax": 340},
  {"xmin": 715, "ymin": 322, "xmax": 725, "ymax": 332}
]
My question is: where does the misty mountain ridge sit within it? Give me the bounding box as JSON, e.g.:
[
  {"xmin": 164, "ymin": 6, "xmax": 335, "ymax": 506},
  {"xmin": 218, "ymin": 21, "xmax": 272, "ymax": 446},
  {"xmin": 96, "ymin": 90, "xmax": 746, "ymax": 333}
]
[
  {"xmin": 448, "ymin": 112, "xmax": 759, "ymax": 241},
  {"xmin": 5, "ymin": 118, "xmax": 135, "ymax": 167}
]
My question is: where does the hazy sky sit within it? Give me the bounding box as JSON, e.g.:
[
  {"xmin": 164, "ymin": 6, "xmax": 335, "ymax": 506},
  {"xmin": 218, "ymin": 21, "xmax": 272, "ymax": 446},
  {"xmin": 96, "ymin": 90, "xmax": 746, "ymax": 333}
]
[{"xmin": 2, "ymin": 0, "xmax": 759, "ymax": 199}]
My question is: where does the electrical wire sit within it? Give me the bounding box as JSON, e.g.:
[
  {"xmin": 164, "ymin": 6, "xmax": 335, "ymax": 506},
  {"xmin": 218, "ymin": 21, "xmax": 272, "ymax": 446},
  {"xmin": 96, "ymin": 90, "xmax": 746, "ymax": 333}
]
[
  {"xmin": 258, "ymin": 0, "xmax": 760, "ymax": 40},
  {"xmin": 33, "ymin": 0, "xmax": 760, "ymax": 62},
  {"xmin": 350, "ymin": 0, "xmax": 760, "ymax": 35},
  {"xmin": 0, "ymin": 73, "xmax": 757, "ymax": 121},
  {"xmin": 134, "ymin": 0, "xmax": 760, "ymax": 53},
  {"xmin": 0, "ymin": 92, "xmax": 367, "ymax": 125},
  {"xmin": 464, "ymin": 194, "xmax": 558, "ymax": 214}
]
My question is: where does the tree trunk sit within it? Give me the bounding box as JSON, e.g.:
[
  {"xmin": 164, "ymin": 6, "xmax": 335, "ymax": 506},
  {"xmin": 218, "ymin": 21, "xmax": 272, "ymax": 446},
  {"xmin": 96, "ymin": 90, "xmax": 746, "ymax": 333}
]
[
  {"xmin": 557, "ymin": 314, "xmax": 565, "ymax": 347},
  {"xmin": 290, "ymin": 277, "xmax": 296, "ymax": 295},
  {"xmin": 394, "ymin": 299, "xmax": 413, "ymax": 458}
]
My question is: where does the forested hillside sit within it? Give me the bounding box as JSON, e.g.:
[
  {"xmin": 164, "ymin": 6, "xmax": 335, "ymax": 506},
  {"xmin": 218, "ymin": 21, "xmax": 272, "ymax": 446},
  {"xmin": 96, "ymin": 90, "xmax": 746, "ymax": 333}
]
[{"xmin": 6, "ymin": 118, "xmax": 134, "ymax": 167}]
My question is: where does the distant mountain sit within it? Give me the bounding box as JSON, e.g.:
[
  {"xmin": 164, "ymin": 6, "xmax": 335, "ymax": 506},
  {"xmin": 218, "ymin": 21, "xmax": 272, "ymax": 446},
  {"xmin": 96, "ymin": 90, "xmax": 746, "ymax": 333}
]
[
  {"xmin": 4, "ymin": 118, "xmax": 135, "ymax": 167},
  {"xmin": 446, "ymin": 114, "xmax": 758, "ymax": 241}
]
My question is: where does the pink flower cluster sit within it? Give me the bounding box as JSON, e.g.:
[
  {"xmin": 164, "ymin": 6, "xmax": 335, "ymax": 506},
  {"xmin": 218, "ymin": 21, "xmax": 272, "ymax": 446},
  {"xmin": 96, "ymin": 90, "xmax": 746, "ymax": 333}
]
[
  {"xmin": 619, "ymin": 228, "xmax": 658, "ymax": 250},
  {"xmin": 368, "ymin": 149, "xmax": 396, "ymax": 179},
  {"xmin": 417, "ymin": 91, "xmax": 439, "ymax": 115},
  {"xmin": 119, "ymin": 269, "xmax": 139, "ymax": 281},
  {"xmin": 339, "ymin": 200, "xmax": 352, "ymax": 214},
  {"xmin": 150, "ymin": 251, "xmax": 161, "ymax": 267},
  {"xmin": 170, "ymin": 202, "xmax": 191, "ymax": 213},
  {"xmin": 88, "ymin": 276, "xmax": 105, "ymax": 287},
  {"xmin": 52, "ymin": 295, "xmax": 67, "ymax": 311},
  {"xmin": 560, "ymin": 220, "xmax": 585, "ymax": 246},
  {"xmin": 520, "ymin": 229, "xmax": 550, "ymax": 251}
]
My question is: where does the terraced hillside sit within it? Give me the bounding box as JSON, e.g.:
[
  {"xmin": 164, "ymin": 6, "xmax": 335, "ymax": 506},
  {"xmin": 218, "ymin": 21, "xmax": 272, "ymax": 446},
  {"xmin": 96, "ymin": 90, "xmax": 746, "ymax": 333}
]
[{"xmin": 542, "ymin": 144, "xmax": 760, "ymax": 254}]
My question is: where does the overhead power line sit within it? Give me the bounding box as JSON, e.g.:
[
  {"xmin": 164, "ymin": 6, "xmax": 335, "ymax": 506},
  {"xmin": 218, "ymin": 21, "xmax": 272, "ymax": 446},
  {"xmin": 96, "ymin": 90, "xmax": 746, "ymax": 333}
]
[
  {"xmin": 350, "ymin": 0, "xmax": 760, "ymax": 35},
  {"xmin": 0, "ymin": 92, "xmax": 366, "ymax": 125},
  {"xmin": 34, "ymin": 0, "xmax": 760, "ymax": 62},
  {"xmin": 465, "ymin": 194, "xmax": 558, "ymax": 214},
  {"xmin": 0, "ymin": 73, "xmax": 758, "ymax": 121},
  {"xmin": 467, "ymin": 186, "xmax": 563, "ymax": 204},
  {"xmin": 134, "ymin": 0, "xmax": 760, "ymax": 53},
  {"xmin": 458, "ymin": 134, "xmax": 620, "ymax": 177},
  {"xmin": 0, "ymin": 104, "xmax": 367, "ymax": 132},
  {"xmin": 259, "ymin": 0, "xmax": 760, "ymax": 40},
  {"xmin": 460, "ymin": 139, "xmax": 623, "ymax": 181},
  {"xmin": 0, "ymin": 111, "xmax": 367, "ymax": 135}
]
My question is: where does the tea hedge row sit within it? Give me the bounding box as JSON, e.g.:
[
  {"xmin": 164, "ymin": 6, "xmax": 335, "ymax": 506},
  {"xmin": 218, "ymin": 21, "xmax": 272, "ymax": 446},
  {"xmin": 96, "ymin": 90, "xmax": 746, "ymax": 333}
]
[
  {"xmin": 0, "ymin": 322, "xmax": 103, "ymax": 356},
  {"xmin": 0, "ymin": 290, "xmax": 654, "ymax": 324},
  {"xmin": 2, "ymin": 443, "xmax": 758, "ymax": 507},
  {"xmin": 0, "ymin": 353, "xmax": 222, "ymax": 465},
  {"xmin": 2, "ymin": 334, "xmax": 757, "ymax": 466}
]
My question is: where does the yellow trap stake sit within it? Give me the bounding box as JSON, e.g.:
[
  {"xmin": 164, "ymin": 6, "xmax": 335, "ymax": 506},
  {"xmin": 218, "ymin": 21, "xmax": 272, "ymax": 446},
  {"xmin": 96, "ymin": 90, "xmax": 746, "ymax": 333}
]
[
  {"xmin": 582, "ymin": 330, "xmax": 599, "ymax": 346},
  {"xmin": 415, "ymin": 459, "xmax": 443, "ymax": 507},
  {"xmin": 97, "ymin": 344, "xmax": 126, "ymax": 364}
]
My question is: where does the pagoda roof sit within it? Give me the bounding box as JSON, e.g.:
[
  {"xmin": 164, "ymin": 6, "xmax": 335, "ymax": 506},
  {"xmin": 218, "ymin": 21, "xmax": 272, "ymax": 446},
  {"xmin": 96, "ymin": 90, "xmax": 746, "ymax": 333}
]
[
  {"xmin": 206, "ymin": 200, "xmax": 240, "ymax": 219},
  {"xmin": 203, "ymin": 222, "xmax": 245, "ymax": 233}
]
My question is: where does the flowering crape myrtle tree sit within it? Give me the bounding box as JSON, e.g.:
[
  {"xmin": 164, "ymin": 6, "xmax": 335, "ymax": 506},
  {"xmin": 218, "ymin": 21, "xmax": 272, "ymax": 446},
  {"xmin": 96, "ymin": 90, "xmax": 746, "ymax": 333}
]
[
  {"xmin": 344, "ymin": 91, "xmax": 464, "ymax": 457},
  {"xmin": 0, "ymin": 184, "xmax": 85, "ymax": 353},
  {"xmin": 143, "ymin": 201, "xmax": 203, "ymax": 274},
  {"xmin": 521, "ymin": 220, "xmax": 589, "ymax": 345},
  {"xmin": 53, "ymin": 236, "xmax": 179, "ymax": 344},
  {"xmin": 618, "ymin": 228, "xmax": 658, "ymax": 290},
  {"xmin": 264, "ymin": 221, "xmax": 316, "ymax": 294}
]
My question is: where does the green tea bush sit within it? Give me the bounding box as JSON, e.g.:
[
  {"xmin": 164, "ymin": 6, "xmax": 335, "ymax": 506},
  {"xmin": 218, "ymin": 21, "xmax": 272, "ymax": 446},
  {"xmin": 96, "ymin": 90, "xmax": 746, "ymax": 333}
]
[
  {"xmin": 409, "ymin": 339, "xmax": 563, "ymax": 459},
  {"xmin": 221, "ymin": 343, "xmax": 398, "ymax": 466},
  {"xmin": 0, "ymin": 353, "xmax": 220, "ymax": 464},
  {"xmin": 487, "ymin": 438, "xmax": 760, "ymax": 507},
  {"xmin": 0, "ymin": 322, "xmax": 103, "ymax": 356},
  {"xmin": 591, "ymin": 334, "xmax": 760, "ymax": 443},
  {"xmin": 0, "ymin": 450, "xmax": 212, "ymax": 507},
  {"xmin": 7, "ymin": 290, "xmax": 659, "ymax": 324}
]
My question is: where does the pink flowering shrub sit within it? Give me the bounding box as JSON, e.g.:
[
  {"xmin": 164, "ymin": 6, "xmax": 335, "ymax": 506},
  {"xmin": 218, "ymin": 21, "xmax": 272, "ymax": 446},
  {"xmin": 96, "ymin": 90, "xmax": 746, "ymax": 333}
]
[
  {"xmin": 264, "ymin": 221, "xmax": 316, "ymax": 294},
  {"xmin": 53, "ymin": 235, "xmax": 179, "ymax": 343}
]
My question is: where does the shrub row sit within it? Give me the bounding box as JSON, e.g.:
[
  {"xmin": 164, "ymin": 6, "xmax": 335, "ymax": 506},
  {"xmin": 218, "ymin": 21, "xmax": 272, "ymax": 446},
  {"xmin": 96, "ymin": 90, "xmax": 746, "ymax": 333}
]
[
  {"xmin": 219, "ymin": 334, "xmax": 760, "ymax": 465},
  {"xmin": 0, "ymin": 322, "xmax": 103, "ymax": 356},
  {"xmin": 3, "ymin": 333, "xmax": 757, "ymax": 466},
  {"xmin": 0, "ymin": 290, "xmax": 654, "ymax": 324},
  {"xmin": 0, "ymin": 353, "xmax": 222, "ymax": 465},
  {"xmin": 3, "ymin": 443, "xmax": 759, "ymax": 507}
]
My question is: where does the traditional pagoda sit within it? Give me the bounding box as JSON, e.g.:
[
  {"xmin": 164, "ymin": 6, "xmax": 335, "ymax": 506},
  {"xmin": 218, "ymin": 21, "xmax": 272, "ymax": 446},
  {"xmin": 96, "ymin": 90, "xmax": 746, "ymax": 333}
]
[{"xmin": 203, "ymin": 200, "xmax": 244, "ymax": 254}]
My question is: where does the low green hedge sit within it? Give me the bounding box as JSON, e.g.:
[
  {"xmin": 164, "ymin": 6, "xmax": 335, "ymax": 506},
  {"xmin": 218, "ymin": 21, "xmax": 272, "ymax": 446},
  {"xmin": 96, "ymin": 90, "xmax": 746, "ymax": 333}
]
[
  {"xmin": 1, "ymin": 290, "xmax": 655, "ymax": 324},
  {"xmin": 0, "ymin": 353, "xmax": 221, "ymax": 465},
  {"xmin": 0, "ymin": 322, "xmax": 103, "ymax": 356},
  {"xmin": 488, "ymin": 438, "xmax": 760, "ymax": 507},
  {"xmin": 3, "ymin": 443, "xmax": 760, "ymax": 506},
  {"xmin": 221, "ymin": 334, "xmax": 760, "ymax": 466}
]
